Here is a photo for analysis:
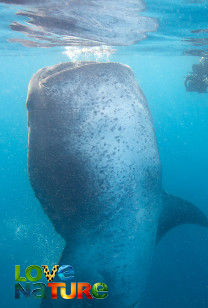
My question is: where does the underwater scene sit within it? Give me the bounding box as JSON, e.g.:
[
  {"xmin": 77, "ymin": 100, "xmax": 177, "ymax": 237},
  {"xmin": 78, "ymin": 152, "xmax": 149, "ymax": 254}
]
[{"xmin": 0, "ymin": 0, "xmax": 208, "ymax": 307}]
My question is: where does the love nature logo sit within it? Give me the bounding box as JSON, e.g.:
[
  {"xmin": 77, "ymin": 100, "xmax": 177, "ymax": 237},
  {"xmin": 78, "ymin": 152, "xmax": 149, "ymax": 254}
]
[{"xmin": 15, "ymin": 265, "xmax": 108, "ymax": 300}]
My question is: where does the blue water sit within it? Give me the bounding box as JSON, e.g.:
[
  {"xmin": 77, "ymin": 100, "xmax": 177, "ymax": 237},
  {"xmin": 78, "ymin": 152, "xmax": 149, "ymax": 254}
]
[{"xmin": 0, "ymin": 1, "xmax": 208, "ymax": 307}]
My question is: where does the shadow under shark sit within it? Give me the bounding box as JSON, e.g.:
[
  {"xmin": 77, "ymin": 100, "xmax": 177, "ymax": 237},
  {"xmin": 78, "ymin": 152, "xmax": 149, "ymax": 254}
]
[{"xmin": 26, "ymin": 62, "xmax": 208, "ymax": 307}]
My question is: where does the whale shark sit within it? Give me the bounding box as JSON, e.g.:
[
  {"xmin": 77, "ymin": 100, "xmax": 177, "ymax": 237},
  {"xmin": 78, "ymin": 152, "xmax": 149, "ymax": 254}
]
[{"xmin": 26, "ymin": 62, "xmax": 208, "ymax": 307}]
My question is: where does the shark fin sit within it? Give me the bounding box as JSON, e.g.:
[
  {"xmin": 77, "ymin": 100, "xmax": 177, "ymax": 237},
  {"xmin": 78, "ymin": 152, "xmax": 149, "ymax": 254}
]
[{"xmin": 156, "ymin": 192, "xmax": 208, "ymax": 243}]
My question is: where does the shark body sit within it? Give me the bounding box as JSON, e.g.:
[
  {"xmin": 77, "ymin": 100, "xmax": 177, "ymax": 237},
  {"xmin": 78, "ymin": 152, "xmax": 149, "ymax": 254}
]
[{"xmin": 27, "ymin": 62, "xmax": 208, "ymax": 307}]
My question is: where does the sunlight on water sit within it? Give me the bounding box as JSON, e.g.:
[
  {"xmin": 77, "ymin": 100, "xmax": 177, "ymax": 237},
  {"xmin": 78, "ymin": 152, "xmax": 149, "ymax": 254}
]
[
  {"xmin": 63, "ymin": 45, "xmax": 116, "ymax": 62},
  {"xmin": 0, "ymin": 0, "xmax": 158, "ymax": 47},
  {"xmin": 0, "ymin": 0, "xmax": 207, "ymax": 56}
]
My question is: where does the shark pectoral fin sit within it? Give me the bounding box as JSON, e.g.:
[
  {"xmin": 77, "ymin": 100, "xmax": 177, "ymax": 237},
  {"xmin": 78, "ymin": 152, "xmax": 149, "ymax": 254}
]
[{"xmin": 156, "ymin": 192, "xmax": 208, "ymax": 243}]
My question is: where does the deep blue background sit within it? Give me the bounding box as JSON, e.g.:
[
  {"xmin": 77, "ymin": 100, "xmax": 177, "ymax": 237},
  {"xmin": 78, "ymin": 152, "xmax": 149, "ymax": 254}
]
[{"xmin": 0, "ymin": 46, "xmax": 208, "ymax": 308}]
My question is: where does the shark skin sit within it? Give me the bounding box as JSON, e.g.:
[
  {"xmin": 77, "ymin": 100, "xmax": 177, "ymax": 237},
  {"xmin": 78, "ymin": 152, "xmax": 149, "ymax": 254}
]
[{"xmin": 26, "ymin": 62, "xmax": 208, "ymax": 307}]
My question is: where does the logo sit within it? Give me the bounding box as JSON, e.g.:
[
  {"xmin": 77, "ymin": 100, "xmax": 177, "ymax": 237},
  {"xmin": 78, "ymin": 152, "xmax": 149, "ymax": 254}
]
[{"xmin": 15, "ymin": 265, "xmax": 108, "ymax": 300}]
